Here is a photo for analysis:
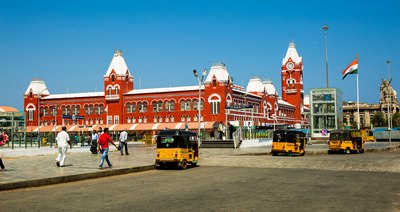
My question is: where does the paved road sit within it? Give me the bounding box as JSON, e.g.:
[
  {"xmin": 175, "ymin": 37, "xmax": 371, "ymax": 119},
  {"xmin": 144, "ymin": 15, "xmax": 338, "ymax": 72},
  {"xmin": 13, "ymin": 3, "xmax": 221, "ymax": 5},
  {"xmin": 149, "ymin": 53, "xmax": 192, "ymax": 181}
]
[{"xmin": 0, "ymin": 150, "xmax": 399, "ymax": 211}]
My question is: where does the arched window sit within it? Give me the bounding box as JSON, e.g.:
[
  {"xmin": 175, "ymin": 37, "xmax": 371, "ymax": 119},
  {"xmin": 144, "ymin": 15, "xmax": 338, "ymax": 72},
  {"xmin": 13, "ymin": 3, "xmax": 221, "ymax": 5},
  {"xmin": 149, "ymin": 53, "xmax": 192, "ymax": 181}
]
[
  {"xmin": 164, "ymin": 101, "xmax": 169, "ymax": 111},
  {"xmin": 99, "ymin": 105, "xmax": 104, "ymax": 114},
  {"xmin": 143, "ymin": 102, "xmax": 148, "ymax": 112},
  {"xmin": 62, "ymin": 105, "xmax": 71, "ymax": 115},
  {"xmin": 127, "ymin": 103, "xmax": 132, "ymax": 113},
  {"xmin": 138, "ymin": 102, "xmax": 143, "ymax": 112},
  {"xmin": 186, "ymin": 100, "xmax": 191, "ymax": 111},
  {"xmin": 132, "ymin": 103, "xmax": 136, "ymax": 112},
  {"xmin": 193, "ymin": 99, "xmax": 198, "ymax": 110},
  {"xmin": 72, "ymin": 105, "xmax": 80, "ymax": 115},
  {"xmin": 152, "ymin": 102, "xmax": 158, "ymax": 112},
  {"xmin": 115, "ymin": 87, "xmax": 119, "ymax": 95},
  {"xmin": 170, "ymin": 101, "xmax": 175, "ymax": 112},
  {"xmin": 108, "ymin": 87, "xmax": 112, "ymax": 95},
  {"xmin": 43, "ymin": 107, "xmax": 48, "ymax": 117},
  {"xmin": 157, "ymin": 101, "xmax": 162, "ymax": 112},
  {"xmin": 213, "ymin": 80, "xmax": 217, "ymax": 87},
  {"xmin": 88, "ymin": 105, "xmax": 93, "ymax": 115},
  {"xmin": 111, "ymin": 75, "xmax": 115, "ymax": 82},
  {"xmin": 84, "ymin": 105, "xmax": 89, "ymax": 115},
  {"xmin": 210, "ymin": 102, "xmax": 220, "ymax": 114},
  {"xmin": 180, "ymin": 100, "xmax": 185, "ymax": 111}
]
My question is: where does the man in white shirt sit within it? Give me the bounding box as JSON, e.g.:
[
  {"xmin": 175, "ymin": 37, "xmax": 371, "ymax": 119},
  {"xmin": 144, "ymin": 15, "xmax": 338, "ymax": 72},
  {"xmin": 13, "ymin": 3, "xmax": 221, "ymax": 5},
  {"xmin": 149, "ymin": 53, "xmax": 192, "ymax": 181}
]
[
  {"xmin": 119, "ymin": 129, "xmax": 129, "ymax": 155},
  {"xmin": 55, "ymin": 126, "xmax": 72, "ymax": 167},
  {"xmin": 90, "ymin": 130, "xmax": 99, "ymax": 154}
]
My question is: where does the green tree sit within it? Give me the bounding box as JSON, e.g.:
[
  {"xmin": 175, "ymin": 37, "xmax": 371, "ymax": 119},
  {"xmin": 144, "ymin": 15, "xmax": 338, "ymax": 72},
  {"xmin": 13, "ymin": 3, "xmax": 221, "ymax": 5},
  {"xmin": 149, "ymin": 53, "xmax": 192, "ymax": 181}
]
[
  {"xmin": 371, "ymin": 111, "xmax": 386, "ymax": 127},
  {"xmin": 391, "ymin": 112, "xmax": 400, "ymax": 127}
]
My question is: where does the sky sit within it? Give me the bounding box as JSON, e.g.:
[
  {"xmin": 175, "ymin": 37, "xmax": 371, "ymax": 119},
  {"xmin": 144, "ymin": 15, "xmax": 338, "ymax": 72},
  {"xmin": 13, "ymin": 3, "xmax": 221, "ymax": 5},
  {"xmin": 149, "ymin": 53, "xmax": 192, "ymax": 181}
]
[{"xmin": 1, "ymin": 0, "xmax": 400, "ymax": 111}]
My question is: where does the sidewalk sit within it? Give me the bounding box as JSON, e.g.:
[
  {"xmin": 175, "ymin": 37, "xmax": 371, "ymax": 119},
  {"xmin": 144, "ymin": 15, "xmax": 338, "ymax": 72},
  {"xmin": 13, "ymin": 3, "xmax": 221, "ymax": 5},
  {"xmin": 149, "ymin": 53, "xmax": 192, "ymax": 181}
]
[
  {"xmin": 0, "ymin": 143, "xmax": 156, "ymax": 191},
  {"xmin": 0, "ymin": 142, "xmax": 399, "ymax": 191}
]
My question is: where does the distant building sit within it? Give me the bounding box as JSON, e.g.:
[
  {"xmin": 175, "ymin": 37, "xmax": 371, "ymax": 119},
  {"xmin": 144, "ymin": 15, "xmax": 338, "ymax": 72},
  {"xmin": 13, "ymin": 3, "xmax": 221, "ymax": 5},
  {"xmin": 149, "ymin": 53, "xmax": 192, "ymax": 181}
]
[
  {"xmin": 0, "ymin": 106, "xmax": 25, "ymax": 139},
  {"xmin": 342, "ymin": 79, "xmax": 399, "ymax": 128},
  {"xmin": 24, "ymin": 44, "xmax": 309, "ymax": 136},
  {"xmin": 309, "ymin": 88, "xmax": 343, "ymax": 138}
]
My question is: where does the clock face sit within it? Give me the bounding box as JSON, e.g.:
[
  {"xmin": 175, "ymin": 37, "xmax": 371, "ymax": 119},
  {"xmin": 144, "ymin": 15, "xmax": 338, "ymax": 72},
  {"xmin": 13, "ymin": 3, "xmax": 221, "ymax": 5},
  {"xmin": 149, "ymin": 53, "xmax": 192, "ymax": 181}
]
[{"xmin": 286, "ymin": 62, "xmax": 294, "ymax": 70}]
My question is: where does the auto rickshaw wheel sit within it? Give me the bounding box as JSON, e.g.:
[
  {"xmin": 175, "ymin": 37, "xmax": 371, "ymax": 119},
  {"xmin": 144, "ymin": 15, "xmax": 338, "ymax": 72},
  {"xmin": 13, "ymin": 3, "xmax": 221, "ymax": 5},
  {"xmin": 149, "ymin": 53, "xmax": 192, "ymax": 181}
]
[
  {"xmin": 191, "ymin": 162, "xmax": 197, "ymax": 168},
  {"xmin": 359, "ymin": 149, "xmax": 365, "ymax": 154},
  {"xmin": 345, "ymin": 148, "xmax": 351, "ymax": 154},
  {"xmin": 181, "ymin": 160, "xmax": 188, "ymax": 170},
  {"xmin": 300, "ymin": 151, "xmax": 305, "ymax": 156},
  {"xmin": 271, "ymin": 151, "xmax": 276, "ymax": 156}
]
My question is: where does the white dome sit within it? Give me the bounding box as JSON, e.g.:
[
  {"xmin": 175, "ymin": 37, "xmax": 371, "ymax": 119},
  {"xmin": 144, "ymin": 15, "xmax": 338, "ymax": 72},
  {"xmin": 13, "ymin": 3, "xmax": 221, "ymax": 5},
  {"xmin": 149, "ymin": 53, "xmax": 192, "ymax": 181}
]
[
  {"xmin": 263, "ymin": 80, "xmax": 277, "ymax": 95},
  {"xmin": 204, "ymin": 63, "xmax": 230, "ymax": 83},
  {"xmin": 105, "ymin": 50, "xmax": 132, "ymax": 77},
  {"xmin": 24, "ymin": 78, "xmax": 50, "ymax": 96},
  {"xmin": 246, "ymin": 76, "xmax": 264, "ymax": 93},
  {"xmin": 282, "ymin": 42, "xmax": 302, "ymax": 65}
]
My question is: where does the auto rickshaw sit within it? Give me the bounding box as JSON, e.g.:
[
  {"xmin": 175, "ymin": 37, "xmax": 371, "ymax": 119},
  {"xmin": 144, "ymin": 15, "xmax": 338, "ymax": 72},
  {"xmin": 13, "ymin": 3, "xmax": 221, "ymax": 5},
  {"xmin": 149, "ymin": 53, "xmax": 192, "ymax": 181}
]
[
  {"xmin": 155, "ymin": 130, "xmax": 199, "ymax": 170},
  {"xmin": 271, "ymin": 130, "xmax": 306, "ymax": 156},
  {"xmin": 328, "ymin": 129, "xmax": 365, "ymax": 154}
]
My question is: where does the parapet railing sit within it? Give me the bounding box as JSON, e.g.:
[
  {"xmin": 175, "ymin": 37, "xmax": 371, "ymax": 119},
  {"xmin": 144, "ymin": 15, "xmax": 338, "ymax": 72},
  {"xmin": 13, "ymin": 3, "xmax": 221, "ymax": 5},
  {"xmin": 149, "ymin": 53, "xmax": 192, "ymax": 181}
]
[{"xmin": 232, "ymin": 127, "xmax": 273, "ymax": 148}]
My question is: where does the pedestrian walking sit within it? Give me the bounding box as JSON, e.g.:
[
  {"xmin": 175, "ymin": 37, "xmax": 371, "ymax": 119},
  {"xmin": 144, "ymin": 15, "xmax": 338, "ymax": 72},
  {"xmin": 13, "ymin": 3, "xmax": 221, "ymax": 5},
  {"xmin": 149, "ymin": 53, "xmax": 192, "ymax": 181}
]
[
  {"xmin": 119, "ymin": 129, "xmax": 129, "ymax": 155},
  {"xmin": 55, "ymin": 126, "xmax": 72, "ymax": 167},
  {"xmin": 98, "ymin": 127, "xmax": 118, "ymax": 169},
  {"xmin": 74, "ymin": 133, "xmax": 80, "ymax": 146},
  {"xmin": 218, "ymin": 122, "xmax": 225, "ymax": 139},
  {"xmin": 228, "ymin": 123, "xmax": 236, "ymax": 139},
  {"xmin": 0, "ymin": 130, "xmax": 9, "ymax": 171},
  {"xmin": 90, "ymin": 130, "xmax": 99, "ymax": 154}
]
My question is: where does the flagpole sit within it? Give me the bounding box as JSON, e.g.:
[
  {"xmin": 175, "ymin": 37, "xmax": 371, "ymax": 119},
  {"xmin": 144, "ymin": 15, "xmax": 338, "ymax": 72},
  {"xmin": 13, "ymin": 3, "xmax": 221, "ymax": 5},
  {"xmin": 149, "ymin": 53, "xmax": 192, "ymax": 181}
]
[
  {"xmin": 356, "ymin": 54, "xmax": 360, "ymax": 130},
  {"xmin": 356, "ymin": 72, "xmax": 360, "ymax": 130}
]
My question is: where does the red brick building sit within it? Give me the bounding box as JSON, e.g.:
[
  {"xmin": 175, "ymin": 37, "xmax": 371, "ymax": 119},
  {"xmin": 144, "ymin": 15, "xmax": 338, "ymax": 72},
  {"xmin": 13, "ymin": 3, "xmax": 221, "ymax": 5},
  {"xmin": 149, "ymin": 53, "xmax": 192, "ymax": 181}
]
[{"xmin": 24, "ymin": 43, "xmax": 308, "ymax": 135}]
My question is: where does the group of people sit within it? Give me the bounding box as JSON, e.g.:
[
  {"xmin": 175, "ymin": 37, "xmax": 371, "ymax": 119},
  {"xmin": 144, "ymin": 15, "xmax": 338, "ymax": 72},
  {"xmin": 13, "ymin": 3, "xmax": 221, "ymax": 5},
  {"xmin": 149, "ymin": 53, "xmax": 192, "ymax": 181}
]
[
  {"xmin": 55, "ymin": 127, "xmax": 130, "ymax": 169},
  {"xmin": 216, "ymin": 122, "xmax": 236, "ymax": 140}
]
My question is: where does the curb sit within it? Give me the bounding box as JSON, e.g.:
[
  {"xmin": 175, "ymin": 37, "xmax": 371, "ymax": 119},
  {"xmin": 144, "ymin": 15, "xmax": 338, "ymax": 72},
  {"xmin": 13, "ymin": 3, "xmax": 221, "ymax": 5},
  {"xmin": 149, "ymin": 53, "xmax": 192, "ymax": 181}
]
[
  {"xmin": 365, "ymin": 144, "xmax": 400, "ymax": 152},
  {"xmin": 0, "ymin": 165, "xmax": 155, "ymax": 191},
  {"xmin": 239, "ymin": 145, "xmax": 400, "ymax": 156}
]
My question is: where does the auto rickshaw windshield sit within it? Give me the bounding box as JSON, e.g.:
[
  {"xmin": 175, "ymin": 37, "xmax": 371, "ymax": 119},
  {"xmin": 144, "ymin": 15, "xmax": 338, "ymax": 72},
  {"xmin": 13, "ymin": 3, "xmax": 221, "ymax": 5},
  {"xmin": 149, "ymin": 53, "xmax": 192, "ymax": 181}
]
[
  {"xmin": 330, "ymin": 133, "xmax": 342, "ymax": 140},
  {"xmin": 157, "ymin": 137, "xmax": 178, "ymax": 148},
  {"xmin": 157, "ymin": 136, "xmax": 187, "ymax": 148}
]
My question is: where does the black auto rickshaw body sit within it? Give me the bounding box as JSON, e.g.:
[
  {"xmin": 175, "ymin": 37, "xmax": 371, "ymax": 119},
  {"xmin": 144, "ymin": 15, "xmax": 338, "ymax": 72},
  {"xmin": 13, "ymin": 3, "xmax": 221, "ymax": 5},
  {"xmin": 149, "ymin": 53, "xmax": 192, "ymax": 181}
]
[
  {"xmin": 155, "ymin": 130, "xmax": 199, "ymax": 169},
  {"xmin": 328, "ymin": 129, "xmax": 365, "ymax": 154},
  {"xmin": 271, "ymin": 130, "xmax": 306, "ymax": 156}
]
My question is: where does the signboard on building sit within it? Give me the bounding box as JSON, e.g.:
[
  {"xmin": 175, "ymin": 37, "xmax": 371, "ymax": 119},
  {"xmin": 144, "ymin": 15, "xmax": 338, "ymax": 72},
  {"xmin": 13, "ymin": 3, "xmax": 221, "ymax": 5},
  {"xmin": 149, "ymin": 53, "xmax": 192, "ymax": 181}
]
[
  {"xmin": 62, "ymin": 115, "xmax": 84, "ymax": 119},
  {"xmin": 225, "ymin": 105, "xmax": 253, "ymax": 110}
]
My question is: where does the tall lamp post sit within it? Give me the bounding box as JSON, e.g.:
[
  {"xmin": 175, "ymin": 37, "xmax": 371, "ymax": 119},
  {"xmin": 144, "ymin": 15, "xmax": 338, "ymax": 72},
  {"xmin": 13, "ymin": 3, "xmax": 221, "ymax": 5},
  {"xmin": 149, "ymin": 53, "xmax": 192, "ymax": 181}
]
[
  {"xmin": 37, "ymin": 88, "xmax": 48, "ymax": 148},
  {"xmin": 322, "ymin": 24, "xmax": 329, "ymax": 88},
  {"xmin": 193, "ymin": 69, "xmax": 207, "ymax": 147},
  {"xmin": 386, "ymin": 60, "xmax": 392, "ymax": 147}
]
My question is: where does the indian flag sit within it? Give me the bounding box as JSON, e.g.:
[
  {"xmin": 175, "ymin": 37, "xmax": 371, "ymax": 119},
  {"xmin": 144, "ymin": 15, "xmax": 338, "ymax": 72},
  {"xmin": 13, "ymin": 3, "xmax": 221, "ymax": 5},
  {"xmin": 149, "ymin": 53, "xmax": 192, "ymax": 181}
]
[{"xmin": 342, "ymin": 58, "xmax": 358, "ymax": 80}]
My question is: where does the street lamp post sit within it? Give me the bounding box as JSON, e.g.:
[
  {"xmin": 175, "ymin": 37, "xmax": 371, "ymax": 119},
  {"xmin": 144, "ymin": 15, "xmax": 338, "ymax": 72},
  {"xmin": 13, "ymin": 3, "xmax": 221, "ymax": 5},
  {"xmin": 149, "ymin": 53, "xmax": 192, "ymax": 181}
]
[
  {"xmin": 193, "ymin": 69, "xmax": 207, "ymax": 147},
  {"xmin": 37, "ymin": 88, "xmax": 47, "ymax": 148},
  {"xmin": 386, "ymin": 60, "xmax": 392, "ymax": 147},
  {"xmin": 322, "ymin": 24, "xmax": 329, "ymax": 88}
]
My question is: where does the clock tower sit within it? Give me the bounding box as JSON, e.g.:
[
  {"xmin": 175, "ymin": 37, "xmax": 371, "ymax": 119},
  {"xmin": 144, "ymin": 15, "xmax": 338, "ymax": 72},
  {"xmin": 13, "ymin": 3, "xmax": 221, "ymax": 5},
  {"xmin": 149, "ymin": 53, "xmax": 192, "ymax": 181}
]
[{"xmin": 281, "ymin": 42, "xmax": 304, "ymax": 124}]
